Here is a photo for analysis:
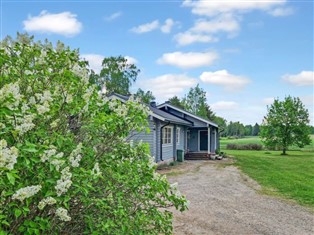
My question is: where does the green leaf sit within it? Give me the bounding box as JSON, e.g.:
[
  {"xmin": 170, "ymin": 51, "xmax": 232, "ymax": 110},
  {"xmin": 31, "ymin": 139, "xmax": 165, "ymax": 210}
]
[
  {"xmin": 6, "ymin": 172, "xmax": 15, "ymax": 185},
  {"xmin": 14, "ymin": 209, "xmax": 22, "ymax": 218}
]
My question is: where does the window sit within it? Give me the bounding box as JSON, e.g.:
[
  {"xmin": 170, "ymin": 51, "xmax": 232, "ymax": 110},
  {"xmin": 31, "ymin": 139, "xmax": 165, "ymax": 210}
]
[
  {"xmin": 162, "ymin": 127, "xmax": 172, "ymax": 144},
  {"xmin": 176, "ymin": 128, "xmax": 180, "ymax": 144}
]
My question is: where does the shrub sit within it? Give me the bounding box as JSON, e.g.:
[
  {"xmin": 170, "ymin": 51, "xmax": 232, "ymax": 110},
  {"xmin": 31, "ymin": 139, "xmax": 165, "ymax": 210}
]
[
  {"xmin": 0, "ymin": 34, "xmax": 187, "ymax": 234},
  {"xmin": 226, "ymin": 143, "xmax": 263, "ymax": 150}
]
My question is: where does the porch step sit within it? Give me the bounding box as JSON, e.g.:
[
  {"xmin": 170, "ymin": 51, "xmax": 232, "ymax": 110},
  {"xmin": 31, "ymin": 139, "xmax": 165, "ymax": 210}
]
[{"xmin": 184, "ymin": 152, "xmax": 215, "ymax": 161}]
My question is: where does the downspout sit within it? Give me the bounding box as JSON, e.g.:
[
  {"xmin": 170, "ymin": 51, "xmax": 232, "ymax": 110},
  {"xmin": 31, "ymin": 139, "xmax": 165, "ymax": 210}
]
[{"xmin": 160, "ymin": 121, "xmax": 170, "ymax": 161}]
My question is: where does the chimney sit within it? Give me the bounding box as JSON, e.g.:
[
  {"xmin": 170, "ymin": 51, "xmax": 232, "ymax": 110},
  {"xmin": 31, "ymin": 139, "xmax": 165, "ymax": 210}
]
[{"xmin": 150, "ymin": 101, "xmax": 157, "ymax": 107}]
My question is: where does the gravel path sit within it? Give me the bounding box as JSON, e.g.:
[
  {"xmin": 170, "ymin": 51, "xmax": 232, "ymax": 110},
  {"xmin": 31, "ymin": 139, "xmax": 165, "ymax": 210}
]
[{"xmin": 161, "ymin": 160, "xmax": 314, "ymax": 235}]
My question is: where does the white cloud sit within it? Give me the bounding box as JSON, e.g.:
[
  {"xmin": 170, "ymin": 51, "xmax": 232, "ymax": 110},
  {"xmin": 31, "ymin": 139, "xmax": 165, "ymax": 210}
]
[
  {"xmin": 125, "ymin": 56, "xmax": 138, "ymax": 64},
  {"xmin": 200, "ymin": 70, "xmax": 250, "ymax": 91},
  {"xmin": 282, "ymin": 71, "xmax": 314, "ymax": 86},
  {"xmin": 161, "ymin": 18, "xmax": 175, "ymax": 33},
  {"xmin": 262, "ymin": 97, "xmax": 275, "ymax": 105},
  {"xmin": 268, "ymin": 7, "xmax": 294, "ymax": 17},
  {"xmin": 211, "ymin": 101, "xmax": 239, "ymax": 110},
  {"xmin": 81, "ymin": 54, "xmax": 104, "ymax": 74},
  {"xmin": 139, "ymin": 74, "xmax": 197, "ymax": 100},
  {"xmin": 182, "ymin": 0, "xmax": 287, "ymax": 17},
  {"xmin": 157, "ymin": 51, "xmax": 218, "ymax": 69},
  {"xmin": 191, "ymin": 15, "xmax": 240, "ymax": 34},
  {"xmin": 105, "ymin": 11, "xmax": 122, "ymax": 21},
  {"xmin": 174, "ymin": 32, "xmax": 218, "ymax": 46},
  {"xmin": 81, "ymin": 54, "xmax": 138, "ymax": 74},
  {"xmin": 300, "ymin": 95, "xmax": 314, "ymax": 106},
  {"xmin": 131, "ymin": 20, "xmax": 159, "ymax": 33},
  {"xmin": 23, "ymin": 10, "xmax": 82, "ymax": 37}
]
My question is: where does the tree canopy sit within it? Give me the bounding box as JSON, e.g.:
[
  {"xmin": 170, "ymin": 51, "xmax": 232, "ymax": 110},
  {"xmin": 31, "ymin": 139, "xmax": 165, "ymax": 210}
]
[
  {"xmin": 0, "ymin": 33, "xmax": 187, "ymax": 234},
  {"xmin": 135, "ymin": 88, "xmax": 155, "ymax": 104},
  {"xmin": 99, "ymin": 56, "xmax": 140, "ymax": 95},
  {"xmin": 260, "ymin": 96, "xmax": 311, "ymax": 155}
]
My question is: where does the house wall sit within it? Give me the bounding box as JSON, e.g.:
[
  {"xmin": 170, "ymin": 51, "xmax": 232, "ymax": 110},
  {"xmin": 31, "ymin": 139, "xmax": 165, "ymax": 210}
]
[
  {"xmin": 128, "ymin": 118, "xmax": 156, "ymax": 158},
  {"xmin": 188, "ymin": 126, "xmax": 219, "ymax": 152}
]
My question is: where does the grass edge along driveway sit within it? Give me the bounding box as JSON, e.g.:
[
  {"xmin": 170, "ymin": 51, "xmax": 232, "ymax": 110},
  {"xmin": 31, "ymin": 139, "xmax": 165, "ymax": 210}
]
[{"xmin": 227, "ymin": 149, "xmax": 314, "ymax": 209}]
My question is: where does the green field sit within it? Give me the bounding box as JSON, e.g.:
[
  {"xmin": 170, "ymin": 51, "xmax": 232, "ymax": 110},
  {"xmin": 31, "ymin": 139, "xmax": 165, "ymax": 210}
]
[
  {"xmin": 220, "ymin": 135, "xmax": 314, "ymax": 152},
  {"xmin": 221, "ymin": 136, "xmax": 314, "ymax": 208}
]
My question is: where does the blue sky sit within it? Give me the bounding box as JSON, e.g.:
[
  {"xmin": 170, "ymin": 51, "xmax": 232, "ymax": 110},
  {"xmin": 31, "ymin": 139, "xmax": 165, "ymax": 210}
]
[{"xmin": 1, "ymin": 0, "xmax": 313, "ymax": 125}]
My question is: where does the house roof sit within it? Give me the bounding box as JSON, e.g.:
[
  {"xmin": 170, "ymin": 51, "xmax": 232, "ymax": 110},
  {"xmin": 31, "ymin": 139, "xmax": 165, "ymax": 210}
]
[
  {"xmin": 157, "ymin": 102, "xmax": 218, "ymax": 128},
  {"xmin": 107, "ymin": 93, "xmax": 192, "ymax": 126},
  {"xmin": 149, "ymin": 106, "xmax": 192, "ymax": 126}
]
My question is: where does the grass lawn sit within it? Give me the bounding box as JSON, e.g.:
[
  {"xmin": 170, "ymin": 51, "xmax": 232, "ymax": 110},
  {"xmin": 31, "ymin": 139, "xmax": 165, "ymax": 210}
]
[{"xmin": 221, "ymin": 136, "xmax": 314, "ymax": 208}]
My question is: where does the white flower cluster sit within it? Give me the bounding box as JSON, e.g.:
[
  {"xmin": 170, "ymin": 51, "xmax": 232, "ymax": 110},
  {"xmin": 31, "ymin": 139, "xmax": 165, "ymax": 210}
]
[
  {"xmin": 55, "ymin": 167, "xmax": 72, "ymax": 196},
  {"xmin": 15, "ymin": 114, "xmax": 35, "ymax": 135},
  {"xmin": 41, "ymin": 147, "xmax": 65, "ymax": 171},
  {"xmin": 0, "ymin": 82, "xmax": 22, "ymax": 110},
  {"xmin": 71, "ymin": 64, "xmax": 89, "ymax": 85},
  {"xmin": 69, "ymin": 143, "xmax": 83, "ymax": 167},
  {"xmin": 108, "ymin": 100, "xmax": 129, "ymax": 118},
  {"xmin": 50, "ymin": 119, "xmax": 60, "ymax": 128},
  {"xmin": 35, "ymin": 90, "xmax": 53, "ymax": 115},
  {"xmin": 0, "ymin": 139, "xmax": 19, "ymax": 170},
  {"xmin": 12, "ymin": 185, "xmax": 42, "ymax": 201},
  {"xmin": 55, "ymin": 207, "xmax": 71, "ymax": 222},
  {"xmin": 91, "ymin": 162, "xmax": 101, "ymax": 176},
  {"xmin": 38, "ymin": 196, "xmax": 57, "ymax": 210}
]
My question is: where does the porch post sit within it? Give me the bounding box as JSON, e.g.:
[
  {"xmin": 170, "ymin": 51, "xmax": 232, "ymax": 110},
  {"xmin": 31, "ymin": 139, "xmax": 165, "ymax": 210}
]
[
  {"xmin": 214, "ymin": 128, "xmax": 217, "ymax": 151},
  {"xmin": 207, "ymin": 126, "xmax": 211, "ymax": 154}
]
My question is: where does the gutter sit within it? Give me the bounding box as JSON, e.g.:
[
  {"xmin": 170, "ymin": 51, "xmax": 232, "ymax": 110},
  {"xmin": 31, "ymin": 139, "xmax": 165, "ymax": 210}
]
[{"xmin": 160, "ymin": 121, "xmax": 170, "ymax": 161}]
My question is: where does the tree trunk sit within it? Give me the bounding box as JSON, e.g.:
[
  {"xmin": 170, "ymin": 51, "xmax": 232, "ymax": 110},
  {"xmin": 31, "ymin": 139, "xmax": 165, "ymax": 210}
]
[{"xmin": 282, "ymin": 147, "xmax": 287, "ymax": 155}]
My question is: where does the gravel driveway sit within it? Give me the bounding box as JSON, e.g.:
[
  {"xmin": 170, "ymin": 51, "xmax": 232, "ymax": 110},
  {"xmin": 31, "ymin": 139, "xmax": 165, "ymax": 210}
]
[{"xmin": 160, "ymin": 160, "xmax": 314, "ymax": 235}]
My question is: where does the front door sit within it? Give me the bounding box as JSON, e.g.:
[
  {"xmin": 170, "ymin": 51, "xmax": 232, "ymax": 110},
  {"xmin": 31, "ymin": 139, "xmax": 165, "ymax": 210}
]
[{"xmin": 199, "ymin": 130, "xmax": 208, "ymax": 151}]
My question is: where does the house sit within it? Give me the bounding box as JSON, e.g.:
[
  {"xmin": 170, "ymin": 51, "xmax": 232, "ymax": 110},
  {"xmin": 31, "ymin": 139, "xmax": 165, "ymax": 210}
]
[{"xmin": 109, "ymin": 94, "xmax": 219, "ymax": 162}]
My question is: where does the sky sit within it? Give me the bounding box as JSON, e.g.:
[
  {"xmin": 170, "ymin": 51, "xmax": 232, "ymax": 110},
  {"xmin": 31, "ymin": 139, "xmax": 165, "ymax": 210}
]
[{"xmin": 1, "ymin": 0, "xmax": 313, "ymax": 125}]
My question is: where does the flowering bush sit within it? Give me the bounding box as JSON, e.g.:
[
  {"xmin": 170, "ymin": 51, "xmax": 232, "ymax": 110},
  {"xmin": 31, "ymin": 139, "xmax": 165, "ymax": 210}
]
[{"xmin": 0, "ymin": 33, "xmax": 187, "ymax": 234}]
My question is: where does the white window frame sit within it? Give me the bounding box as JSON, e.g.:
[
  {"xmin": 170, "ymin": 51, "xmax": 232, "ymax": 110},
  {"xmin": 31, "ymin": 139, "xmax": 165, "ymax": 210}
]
[
  {"xmin": 162, "ymin": 127, "xmax": 173, "ymax": 145},
  {"xmin": 176, "ymin": 127, "xmax": 180, "ymax": 145}
]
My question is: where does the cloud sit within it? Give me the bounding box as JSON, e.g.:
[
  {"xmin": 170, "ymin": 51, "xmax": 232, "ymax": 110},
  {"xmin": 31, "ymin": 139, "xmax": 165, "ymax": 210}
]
[
  {"xmin": 211, "ymin": 101, "xmax": 239, "ymax": 110},
  {"xmin": 125, "ymin": 56, "xmax": 138, "ymax": 64},
  {"xmin": 191, "ymin": 15, "xmax": 240, "ymax": 34},
  {"xmin": 200, "ymin": 70, "xmax": 250, "ymax": 91},
  {"xmin": 81, "ymin": 54, "xmax": 104, "ymax": 74},
  {"xmin": 182, "ymin": 0, "xmax": 287, "ymax": 17},
  {"xmin": 131, "ymin": 20, "xmax": 159, "ymax": 33},
  {"xmin": 178, "ymin": 0, "xmax": 292, "ymax": 46},
  {"xmin": 157, "ymin": 51, "xmax": 218, "ymax": 69},
  {"xmin": 174, "ymin": 32, "xmax": 218, "ymax": 46},
  {"xmin": 262, "ymin": 97, "xmax": 275, "ymax": 105},
  {"xmin": 282, "ymin": 71, "xmax": 314, "ymax": 86},
  {"xmin": 139, "ymin": 74, "xmax": 197, "ymax": 100},
  {"xmin": 81, "ymin": 54, "xmax": 138, "ymax": 74},
  {"xmin": 105, "ymin": 11, "xmax": 122, "ymax": 21},
  {"xmin": 161, "ymin": 18, "xmax": 175, "ymax": 33},
  {"xmin": 23, "ymin": 10, "xmax": 82, "ymax": 37},
  {"xmin": 268, "ymin": 7, "xmax": 294, "ymax": 17}
]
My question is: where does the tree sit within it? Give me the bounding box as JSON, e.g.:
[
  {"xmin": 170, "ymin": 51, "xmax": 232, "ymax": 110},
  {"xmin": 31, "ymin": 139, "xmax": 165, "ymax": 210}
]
[
  {"xmin": 252, "ymin": 123, "xmax": 260, "ymax": 136},
  {"xmin": 168, "ymin": 96, "xmax": 185, "ymax": 109},
  {"xmin": 260, "ymin": 96, "xmax": 311, "ymax": 155},
  {"xmin": 99, "ymin": 56, "xmax": 140, "ymax": 95},
  {"xmin": 244, "ymin": 125, "xmax": 253, "ymax": 136},
  {"xmin": 0, "ymin": 33, "xmax": 187, "ymax": 234},
  {"xmin": 213, "ymin": 116, "xmax": 227, "ymax": 137},
  {"xmin": 135, "ymin": 88, "xmax": 155, "ymax": 104}
]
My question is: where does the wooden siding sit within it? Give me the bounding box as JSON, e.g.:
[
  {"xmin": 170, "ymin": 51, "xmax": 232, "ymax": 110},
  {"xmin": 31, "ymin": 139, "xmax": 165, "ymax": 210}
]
[{"xmin": 128, "ymin": 119, "xmax": 156, "ymax": 158}]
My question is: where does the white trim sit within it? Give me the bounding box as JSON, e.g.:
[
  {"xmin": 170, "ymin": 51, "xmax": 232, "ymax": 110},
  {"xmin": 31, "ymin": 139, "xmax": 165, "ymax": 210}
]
[
  {"xmin": 176, "ymin": 127, "xmax": 180, "ymax": 145},
  {"xmin": 158, "ymin": 103, "xmax": 218, "ymax": 127},
  {"xmin": 162, "ymin": 126, "xmax": 173, "ymax": 145},
  {"xmin": 208, "ymin": 127, "xmax": 211, "ymax": 154},
  {"xmin": 198, "ymin": 130, "xmax": 208, "ymax": 151},
  {"xmin": 214, "ymin": 128, "xmax": 217, "ymax": 151}
]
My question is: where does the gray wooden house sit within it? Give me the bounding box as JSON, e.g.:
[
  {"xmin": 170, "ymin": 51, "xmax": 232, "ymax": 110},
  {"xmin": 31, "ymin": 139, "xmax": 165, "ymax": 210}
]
[{"xmin": 109, "ymin": 94, "xmax": 219, "ymax": 162}]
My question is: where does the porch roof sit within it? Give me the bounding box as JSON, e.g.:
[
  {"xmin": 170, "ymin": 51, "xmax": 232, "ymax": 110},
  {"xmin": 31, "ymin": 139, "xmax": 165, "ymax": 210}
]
[{"xmin": 157, "ymin": 103, "xmax": 218, "ymax": 128}]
